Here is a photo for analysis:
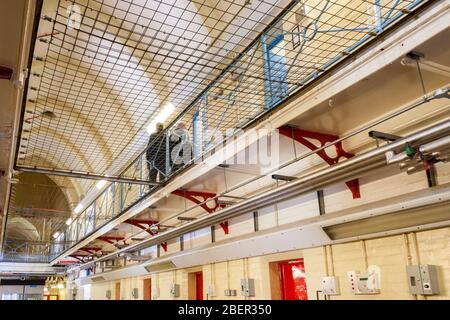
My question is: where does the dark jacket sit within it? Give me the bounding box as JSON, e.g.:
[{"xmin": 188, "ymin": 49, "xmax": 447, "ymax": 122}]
[{"xmin": 146, "ymin": 131, "xmax": 167, "ymax": 165}]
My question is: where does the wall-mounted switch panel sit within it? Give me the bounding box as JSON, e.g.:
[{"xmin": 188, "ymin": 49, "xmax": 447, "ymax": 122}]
[
  {"xmin": 151, "ymin": 287, "xmax": 159, "ymax": 300},
  {"xmin": 321, "ymin": 276, "xmax": 340, "ymax": 295},
  {"xmin": 406, "ymin": 265, "xmax": 440, "ymax": 295},
  {"xmin": 208, "ymin": 285, "xmax": 216, "ymax": 297},
  {"xmin": 240, "ymin": 278, "xmax": 255, "ymax": 297},
  {"xmin": 170, "ymin": 283, "xmax": 180, "ymax": 297},
  {"xmin": 347, "ymin": 271, "xmax": 380, "ymax": 295}
]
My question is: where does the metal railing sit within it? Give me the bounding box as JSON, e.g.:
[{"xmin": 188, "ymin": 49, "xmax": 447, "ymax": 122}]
[
  {"xmin": 1, "ymin": 239, "xmax": 70, "ymax": 263},
  {"xmin": 53, "ymin": 0, "xmax": 429, "ymax": 261}
]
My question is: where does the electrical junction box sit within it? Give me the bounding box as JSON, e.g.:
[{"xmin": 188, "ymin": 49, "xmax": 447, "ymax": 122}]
[
  {"xmin": 105, "ymin": 290, "xmax": 111, "ymax": 300},
  {"xmin": 132, "ymin": 288, "xmax": 139, "ymax": 299},
  {"xmin": 240, "ymin": 278, "xmax": 255, "ymax": 297},
  {"xmin": 208, "ymin": 285, "xmax": 216, "ymax": 297},
  {"xmin": 347, "ymin": 271, "xmax": 380, "ymax": 295},
  {"xmin": 406, "ymin": 265, "xmax": 440, "ymax": 295},
  {"xmin": 170, "ymin": 283, "xmax": 180, "ymax": 298},
  {"xmin": 321, "ymin": 276, "xmax": 340, "ymax": 295},
  {"xmin": 151, "ymin": 287, "xmax": 159, "ymax": 300},
  {"xmin": 224, "ymin": 289, "xmax": 237, "ymax": 297}
]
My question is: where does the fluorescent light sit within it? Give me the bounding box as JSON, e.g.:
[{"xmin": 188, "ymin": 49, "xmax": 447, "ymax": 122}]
[
  {"xmin": 96, "ymin": 179, "xmax": 107, "ymax": 190},
  {"xmin": 74, "ymin": 203, "xmax": 83, "ymax": 214},
  {"xmin": 53, "ymin": 232, "xmax": 60, "ymax": 239},
  {"xmin": 146, "ymin": 102, "xmax": 175, "ymax": 134},
  {"xmin": 65, "ymin": 218, "xmax": 73, "ymax": 226},
  {"xmin": 57, "ymin": 283, "xmax": 64, "ymax": 289}
]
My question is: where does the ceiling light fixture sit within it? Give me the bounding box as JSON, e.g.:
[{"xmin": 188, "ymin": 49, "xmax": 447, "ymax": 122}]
[
  {"xmin": 65, "ymin": 218, "xmax": 73, "ymax": 225},
  {"xmin": 146, "ymin": 102, "xmax": 175, "ymax": 135},
  {"xmin": 53, "ymin": 232, "xmax": 60, "ymax": 239}
]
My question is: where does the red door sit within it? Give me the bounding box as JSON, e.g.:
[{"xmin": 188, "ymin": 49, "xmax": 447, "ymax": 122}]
[
  {"xmin": 279, "ymin": 259, "xmax": 308, "ymax": 300},
  {"xmin": 196, "ymin": 271, "xmax": 203, "ymax": 300}
]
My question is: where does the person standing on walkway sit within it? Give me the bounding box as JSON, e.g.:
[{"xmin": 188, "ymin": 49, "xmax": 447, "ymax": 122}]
[{"xmin": 146, "ymin": 123, "xmax": 167, "ymax": 182}]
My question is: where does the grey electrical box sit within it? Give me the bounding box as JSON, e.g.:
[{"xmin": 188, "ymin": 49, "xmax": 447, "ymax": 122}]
[
  {"xmin": 406, "ymin": 265, "xmax": 440, "ymax": 295},
  {"xmin": 170, "ymin": 283, "xmax": 180, "ymax": 297},
  {"xmin": 106, "ymin": 290, "xmax": 112, "ymax": 300},
  {"xmin": 240, "ymin": 278, "xmax": 255, "ymax": 297},
  {"xmin": 224, "ymin": 289, "xmax": 237, "ymax": 296},
  {"xmin": 132, "ymin": 288, "xmax": 139, "ymax": 299}
]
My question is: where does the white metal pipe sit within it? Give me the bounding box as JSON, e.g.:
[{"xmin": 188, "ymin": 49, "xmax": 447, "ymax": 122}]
[{"xmin": 419, "ymin": 135, "xmax": 450, "ymax": 154}]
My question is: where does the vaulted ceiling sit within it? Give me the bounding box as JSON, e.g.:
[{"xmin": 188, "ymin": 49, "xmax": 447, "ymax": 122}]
[{"xmin": 16, "ymin": 0, "xmax": 290, "ymax": 199}]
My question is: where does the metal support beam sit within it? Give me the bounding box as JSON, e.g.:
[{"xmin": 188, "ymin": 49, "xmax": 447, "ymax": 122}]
[
  {"xmin": 178, "ymin": 217, "xmax": 196, "ymax": 222},
  {"xmin": 279, "ymin": 126, "xmax": 361, "ymax": 199},
  {"xmin": 369, "ymin": 131, "xmax": 402, "ymax": 142},
  {"xmin": 14, "ymin": 166, "xmax": 160, "ymax": 185},
  {"xmin": 272, "ymin": 174, "xmax": 296, "ymax": 182}
]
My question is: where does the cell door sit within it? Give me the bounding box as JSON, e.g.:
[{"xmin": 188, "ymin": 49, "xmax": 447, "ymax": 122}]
[
  {"xmin": 196, "ymin": 271, "xmax": 203, "ymax": 300},
  {"xmin": 143, "ymin": 278, "xmax": 152, "ymax": 300},
  {"xmin": 279, "ymin": 259, "xmax": 308, "ymax": 300},
  {"xmin": 115, "ymin": 282, "xmax": 121, "ymax": 300}
]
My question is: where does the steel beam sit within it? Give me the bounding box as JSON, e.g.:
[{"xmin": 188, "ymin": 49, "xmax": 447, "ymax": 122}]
[{"xmin": 14, "ymin": 166, "xmax": 160, "ymax": 186}]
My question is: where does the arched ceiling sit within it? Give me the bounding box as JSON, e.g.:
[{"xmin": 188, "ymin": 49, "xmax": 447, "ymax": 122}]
[
  {"xmin": 5, "ymin": 172, "xmax": 71, "ymax": 242},
  {"xmin": 16, "ymin": 0, "xmax": 290, "ymax": 181}
]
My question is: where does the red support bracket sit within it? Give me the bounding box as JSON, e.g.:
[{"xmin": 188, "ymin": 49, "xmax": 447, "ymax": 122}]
[
  {"xmin": 125, "ymin": 219, "xmax": 167, "ymax": 251},
  {"xmin": 97, "ymin": 236, "xmax": 125, "ymax": 245},
  {"xmin": 69, "ymin": 254, "xmax": 89, "ymax": 262},
  {"xmin": 0, "ymin": 66, "xmax": 13, "ymax": 80},
  {"xmin": 124, "ymin": 219, "xmax": 159, "ymax": 235},
  {"xmin": 279, "ymin": 126, "xmax": 361, "ymax": 199},
  {"xmin": 79, "ymin": 247, "xmax": 102, "ymax": 255},
  {"xmin": 172, "ymin": 189, "xmax": 229, "ymax": 234}
]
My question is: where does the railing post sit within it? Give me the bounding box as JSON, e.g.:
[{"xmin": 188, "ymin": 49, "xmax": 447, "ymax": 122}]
[
  {"xmin": 93, "ymin": 200, "xmax": 97, "ymax": 229},
  {"xmin": 374, "ymin": 0, "xmax": 383, "ymax": 33},
  {"xmin": 261, "ymin": 33, "xmax": 273, "ymax": 109},
  {"xmin": 165, "ymin": 131, "xmax": 171, "ymax": 178},
  {"xmin": 139, "ymin": 155, "xmax": 143, "ymax": 196},
  {"xmin": 119, "ymin": 182, "xmax": 124, "ymax": 211},
  {"xmin": 202, "ymin": 94, "xmax": 208, "ymax": 152}
]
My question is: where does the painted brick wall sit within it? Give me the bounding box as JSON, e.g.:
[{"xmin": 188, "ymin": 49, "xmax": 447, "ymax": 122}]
[{"xmin": 303, "ymin": 228, "xmax": 450, "ymax": 300}]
